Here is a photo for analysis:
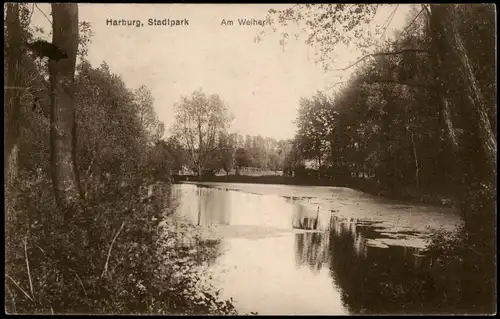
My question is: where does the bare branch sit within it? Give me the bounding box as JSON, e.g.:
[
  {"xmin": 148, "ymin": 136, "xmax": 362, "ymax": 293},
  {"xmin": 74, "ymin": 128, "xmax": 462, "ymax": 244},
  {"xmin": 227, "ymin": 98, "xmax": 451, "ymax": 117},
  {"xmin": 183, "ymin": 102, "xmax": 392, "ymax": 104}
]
[
  {"xmin": 28, "ymin": 3, "xmax": 35, "ymax": 25},
  {"xmin": 5, "ymin": 274, "xmax": 34, "ymax": 302},
  {"xmin": 362, "ymin": 78, "xmax": 436, "ymax": 89},
  {"xmin": 333, "ymin": 49, "xmax": 431, "ymax": 71},
  {"xmin": 4, "ymin": 86, "xmax": 45, "ymax": 94},
  {"xmin": 325, "ymin": 81, "xmax": 349, "ymax": 91},
  {"xmin": 399, "ymin": 7, "xmax": 426, "ymax": 38},
  {"xmin": 70, "ymin": 269, "xmax": 88, "ymax": 297},
  {"xmin": 35, "ymin": 3, "xmax": 52, "ymax": 26},
  {"xmin": 6, "ymin": 285, "xmax": 17, "ymax": 314},
  {"xmin": 102, "ymin": 221, "xmax": 126, "ymax": 278},
  {"xmin": 5, "ymin": 86, "xmax": 29, "ymax": 91},
  {"xmin": 24, "ymin": 232, "xmax": 34, "ymax": 296},
  {"xmin": 422, "ymin": 4, "xmax": 431, "ymax": 18},
  {"xmin": 379, "ymin": 4, "xmax": 400, "ymax": 39}
]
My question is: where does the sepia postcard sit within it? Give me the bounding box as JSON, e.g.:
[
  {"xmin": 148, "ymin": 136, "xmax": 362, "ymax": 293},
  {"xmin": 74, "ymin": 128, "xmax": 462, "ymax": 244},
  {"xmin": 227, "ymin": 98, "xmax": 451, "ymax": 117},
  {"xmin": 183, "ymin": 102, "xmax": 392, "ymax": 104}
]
[{"xmin": 4, "ymin": 3, "xmax": 496, "ymax": 315}]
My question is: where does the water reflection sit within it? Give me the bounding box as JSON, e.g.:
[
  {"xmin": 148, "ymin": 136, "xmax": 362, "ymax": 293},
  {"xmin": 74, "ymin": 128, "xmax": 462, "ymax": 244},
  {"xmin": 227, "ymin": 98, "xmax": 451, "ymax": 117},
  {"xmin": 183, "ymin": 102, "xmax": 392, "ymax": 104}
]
[
  {"xmin": 171, "ymin": 183, "xmax": 453, "ymax": 315},
  {"xmin": 173, "ymin": 184, "xmax": 293, "ymax": 229},
  {"xmin": 172, "ymin": 185, "xmax": 232, "ymax": 226},
  {"xmin": 295, "ymin": 233, "xmax": 329, "ymax": 272},
  {"xmin": 291, "ymin": 201, "xmax": 331, "ymax": 231},
  {"xmin": 326, "ymin": 216, "xmax": 435, "ymax": 314}
]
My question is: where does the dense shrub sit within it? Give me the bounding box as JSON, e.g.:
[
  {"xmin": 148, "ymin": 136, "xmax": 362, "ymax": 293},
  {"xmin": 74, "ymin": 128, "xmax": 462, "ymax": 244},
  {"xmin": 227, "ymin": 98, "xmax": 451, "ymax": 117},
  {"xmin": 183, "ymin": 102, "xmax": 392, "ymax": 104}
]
[{"xmin": 421, "ymin": 225, "xmax": 495, "ymax": 314}]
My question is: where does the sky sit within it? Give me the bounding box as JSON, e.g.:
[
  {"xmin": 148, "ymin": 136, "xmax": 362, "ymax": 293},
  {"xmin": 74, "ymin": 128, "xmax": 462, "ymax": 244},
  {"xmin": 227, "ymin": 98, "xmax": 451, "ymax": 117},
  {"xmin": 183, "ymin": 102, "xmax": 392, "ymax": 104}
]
[{"xmin": 29, "ymin": 4, "xmax": 411, "ymax": 140}]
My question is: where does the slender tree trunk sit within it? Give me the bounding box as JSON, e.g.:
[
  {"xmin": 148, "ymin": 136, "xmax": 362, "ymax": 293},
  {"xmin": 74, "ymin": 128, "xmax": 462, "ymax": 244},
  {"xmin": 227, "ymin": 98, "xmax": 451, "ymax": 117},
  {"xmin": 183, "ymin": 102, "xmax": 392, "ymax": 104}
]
[
  {"xmin": 4, "ymin": 3, "xmax": 23, "ymax": 212},
  {"xmin": 197, "ymin": 117, "xmax": 204, "ymax": 180},
  {"xmin": 197, "ymin": 191, "xmax": 202, "ymax": 226},
  {"xmin": 316, "ymin": 139, "xmax": 322, "ymax": 179},
  {"xmin": 49, "ymin": 4, "xmax": 82, "ymax": 206},
  {"xmin": 4, "ymin": 3, "xmax": 23, "ymax": 231},
  {"xmin": 428, "ymin": 5, "xmax": 460, "ymax": 150},
  {"xmin": 428, "ymin": 5, "xmax": 463, "ymax": 198},
  {"xmin": 410, "ymin": 131, "xmax": 419, "ymax": 191}
]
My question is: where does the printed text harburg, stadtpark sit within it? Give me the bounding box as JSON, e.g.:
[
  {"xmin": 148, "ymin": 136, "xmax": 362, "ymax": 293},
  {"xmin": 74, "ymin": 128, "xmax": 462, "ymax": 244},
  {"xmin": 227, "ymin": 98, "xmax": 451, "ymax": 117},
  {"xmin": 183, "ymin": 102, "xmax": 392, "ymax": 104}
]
[
  {"xmin": 106, "ymin": 18, "xmax": 190, "ymax": 27},
  {"xmin": 105, "ymin": 18, "xmax": 271, "ymax": 27}
]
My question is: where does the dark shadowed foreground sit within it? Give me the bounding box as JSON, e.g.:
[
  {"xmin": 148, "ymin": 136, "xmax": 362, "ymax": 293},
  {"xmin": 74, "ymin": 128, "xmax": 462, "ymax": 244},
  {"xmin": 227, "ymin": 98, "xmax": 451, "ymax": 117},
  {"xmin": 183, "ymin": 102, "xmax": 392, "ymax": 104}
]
[{"xmin": 5, "ymin": 179, "xmax": 238, "ymax": 315}]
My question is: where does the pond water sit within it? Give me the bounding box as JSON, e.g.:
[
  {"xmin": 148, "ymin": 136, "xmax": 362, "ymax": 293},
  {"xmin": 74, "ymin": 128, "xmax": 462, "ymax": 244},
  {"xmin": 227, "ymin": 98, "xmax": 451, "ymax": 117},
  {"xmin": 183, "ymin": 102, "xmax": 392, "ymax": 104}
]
[{"xmin": 170, "ymin": 182, "xmax": 462, "ymax": 315}]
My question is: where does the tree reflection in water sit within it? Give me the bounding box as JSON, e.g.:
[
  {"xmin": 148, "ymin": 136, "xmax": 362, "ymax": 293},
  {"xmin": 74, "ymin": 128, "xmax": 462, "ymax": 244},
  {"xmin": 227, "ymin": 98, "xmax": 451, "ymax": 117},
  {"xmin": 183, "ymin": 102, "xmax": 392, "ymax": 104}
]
[
  {"xmin": 295, "ymin": 232, "xmax": 329, "ymax": 272},
  {"xmin": 174, "ymin": 184, "xmax": 468, "ymax": 314},
  {"xmin": 294, "ymin": 214, "xmax": 461, "ymax": 314},
  {"xmin": 172, "ymin": 185, "xmax": 232, "ymax": 227}
]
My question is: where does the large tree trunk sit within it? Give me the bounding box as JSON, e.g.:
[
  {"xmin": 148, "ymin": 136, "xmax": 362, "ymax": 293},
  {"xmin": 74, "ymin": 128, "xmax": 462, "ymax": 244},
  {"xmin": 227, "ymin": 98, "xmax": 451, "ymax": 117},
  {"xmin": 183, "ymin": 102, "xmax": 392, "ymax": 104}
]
[
  {"xmin": 49, "ymin": 4, "xmax": 82, "ymax": 206},
  {"xmin": 442, "ymin": 6, "xmax": 496, "ymax": 271},
  {"xmin": 428, "ymin": 5, "xmax": 460, "ymax": 152},
  {"xmin": 430, "ymin": 4, "xmax": 496, "ymax": 232},
  {"xmin": 197, "ymin": 163, "xmax": 202, "ymax": 179},
  {"xmin": 427, "ymin": 4, "xmax": 465, "ymax": 204},
  {"xmin": 4, "ymin": 3, "xmax": 23, "ymax": 212},
  {"xmin": 429, "ymin": 5, "xmax": 495, "ymax": 310},
  {"xmin": 443, "ymin": 6, "xmax": 496, "ymax": 179}
]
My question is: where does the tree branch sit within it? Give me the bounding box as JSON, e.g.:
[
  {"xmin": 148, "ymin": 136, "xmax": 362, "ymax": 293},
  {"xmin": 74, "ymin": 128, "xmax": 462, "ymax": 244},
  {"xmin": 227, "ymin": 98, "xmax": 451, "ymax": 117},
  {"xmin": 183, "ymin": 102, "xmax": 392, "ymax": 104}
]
[
  {"xmin": 362, "ymin": 78, "xmax": 436, "ymax": 89},
  {"xmin": 325, "ymin": 81, "xmax": 349, "ymax": 91},
  {"xmin": 24, "ymin": 232, "xmax": 34, "ymax": 296},
  {"xmin": 399, "ymin": 7, "xmax": 425, "ymax": 38},
  {"xmin": 101, "ymin": 221, "xmax": 125, "ymax": 278},
  {"xmin": 380, "ymin": 4, "xmax": 400, "ymax": 39},
  {"xmin": 35, "ymin": 3, "xmax": 52, "ymax": 25},
  {"xmin": 333, "ymin": 49, "xmax": 430, "ymax": 71},
  {"xmin": 422, "ymin": 4, "xmax": 431, "ymax": 18},
  {"xmin": 5, "ymin": 274, "xmax": 34, "ymax": 302}
]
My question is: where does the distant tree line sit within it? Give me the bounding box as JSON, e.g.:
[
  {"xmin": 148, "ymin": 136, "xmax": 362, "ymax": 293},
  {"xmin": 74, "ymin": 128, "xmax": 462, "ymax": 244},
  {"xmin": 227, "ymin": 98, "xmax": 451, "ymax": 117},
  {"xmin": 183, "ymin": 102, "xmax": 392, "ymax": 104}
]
[{"xmin": 170, "ymin": 90, "xmax": 294, "ymax": 176}]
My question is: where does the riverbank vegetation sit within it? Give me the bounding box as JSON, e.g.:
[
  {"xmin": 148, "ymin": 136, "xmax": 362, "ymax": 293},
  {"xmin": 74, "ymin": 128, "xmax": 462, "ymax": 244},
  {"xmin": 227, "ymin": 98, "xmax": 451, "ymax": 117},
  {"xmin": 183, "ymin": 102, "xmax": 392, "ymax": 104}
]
[{"xmin": 4, "ymin": 4, "xmax": 236, "ymax": 314}]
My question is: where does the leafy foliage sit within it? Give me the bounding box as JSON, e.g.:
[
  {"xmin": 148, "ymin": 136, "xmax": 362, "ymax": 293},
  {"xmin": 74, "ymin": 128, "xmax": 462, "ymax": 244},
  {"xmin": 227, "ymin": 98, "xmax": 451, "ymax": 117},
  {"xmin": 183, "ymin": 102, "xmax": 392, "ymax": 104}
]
[{"xmin": 172, "ymin": 89, "xmax": 232, "ymax": 176}]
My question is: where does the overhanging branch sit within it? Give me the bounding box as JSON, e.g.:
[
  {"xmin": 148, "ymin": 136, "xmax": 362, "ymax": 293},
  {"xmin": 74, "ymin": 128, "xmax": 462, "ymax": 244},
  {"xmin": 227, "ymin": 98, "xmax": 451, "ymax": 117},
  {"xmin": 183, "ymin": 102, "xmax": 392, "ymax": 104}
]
[
  {"xmin": 399, "ymin": 7, "xmax": 425, "ymax": 38},
  {"xmin": 362, "ymin": 78, "xmax": 436, "ymax": 89},
  {"xmin": 333, "ymin": 49, "xmax": 431, "ymax": 72}
]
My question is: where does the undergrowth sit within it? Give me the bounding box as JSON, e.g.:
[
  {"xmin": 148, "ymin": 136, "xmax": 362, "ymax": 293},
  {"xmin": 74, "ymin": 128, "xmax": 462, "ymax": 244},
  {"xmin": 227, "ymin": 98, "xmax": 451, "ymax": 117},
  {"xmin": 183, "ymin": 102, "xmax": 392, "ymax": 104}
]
[
  {"xmin": 5, "ymin": 173, "xmax": 238, "ymax": 315},
  {"xmin": 420, "ymin": 224, "xmax": 496, "ymax": 314}
]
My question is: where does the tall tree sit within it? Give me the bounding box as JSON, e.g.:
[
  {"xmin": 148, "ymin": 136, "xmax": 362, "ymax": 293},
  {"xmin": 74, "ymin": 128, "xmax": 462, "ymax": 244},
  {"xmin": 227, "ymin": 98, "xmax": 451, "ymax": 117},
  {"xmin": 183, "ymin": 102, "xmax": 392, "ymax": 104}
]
[
  {"xmin": 296, "ymin": 92, "xmax": 336, "ymax": 172},
  {"xmin": 217, "ymin": 132, "xmax": 236, "ymax": 176},
  {"xmin": 49, "ymin": 3, "xmax": 82, "ymax": 205},
  {"xmin": 4, "ymin": 3, "xmax": 23, "ymax": 215},
  {"xmin": 4, "ymin": 3, "xmax": 22, "ymax": 187},
  {"xmin": 134, "ymin": 85, "xmax": 162, "ymax": 144},
  {"xmin": 234, "ymin": 147, "xmax": 250, "ymax": 175},
  {"xmin": 172, "ymin": 89, "xmax": 232, "ymax": 177}
]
